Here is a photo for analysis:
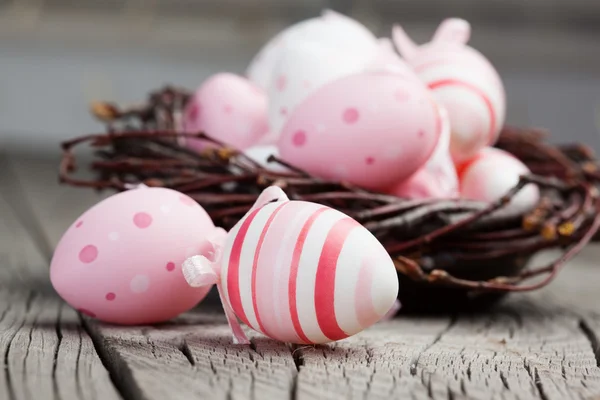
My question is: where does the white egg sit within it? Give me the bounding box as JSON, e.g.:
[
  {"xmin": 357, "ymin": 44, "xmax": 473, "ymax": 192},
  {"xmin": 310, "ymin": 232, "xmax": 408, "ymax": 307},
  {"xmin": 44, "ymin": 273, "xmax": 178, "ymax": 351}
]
[{"xmin": 246, "ymin": 9, "xmax": 378, "ymax": 90}]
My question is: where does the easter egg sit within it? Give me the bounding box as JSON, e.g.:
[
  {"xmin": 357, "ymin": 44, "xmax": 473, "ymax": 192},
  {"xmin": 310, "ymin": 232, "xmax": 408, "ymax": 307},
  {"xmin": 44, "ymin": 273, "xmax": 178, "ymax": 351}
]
[
  {"xmin": 244, "ymin": 144, "xmax": 289, "ymax": 173},
  {"xmin": 219, "ymin": 198, "xmax": 399, "ymax": 344},
  {"xmin": 267, "ymin": 40, "xmax": 371, "ymax": 139},
  {"xmin": 50, "ymin": 187, "xmax": 220, "ymax": 325},
  {"xmin": 278, "ymin": 72, "xmax": 441, "ymax": 190},
  {"xmin": 183, "ymin": 73, "xmax": 269, "ymax": 151},
  {"xmin": 246, "ymin": 9, "xmax": 378, "ymax": 90},
  {"xmin": 393, "ymin": 18, "xmax": 506, "ymax": 162},
  {"xmin": 389, "ymin": 105, "xmax": 459, "ymax": 199},
  {"xmin": 457, "ymin": 147, "xmax": 539, "ymax": 214}
]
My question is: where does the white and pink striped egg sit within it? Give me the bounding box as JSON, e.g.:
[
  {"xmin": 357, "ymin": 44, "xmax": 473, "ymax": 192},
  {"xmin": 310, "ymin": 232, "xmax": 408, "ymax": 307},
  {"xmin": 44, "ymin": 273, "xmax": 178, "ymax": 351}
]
[
  {"xmin": 219, "ymin": 199, "xmax": 399, "ymax": 344},
  {"xmin": 393, "ymin": 18, "xmax": 506, "ymax": 163},
  {"xmin": 457, "ymin": 147, "xmax": 539, "ymax": 215},
  {"xmin": 50, "ymin": 187, "xmax": 218, "ymax": 325},
  {"xmin": 278, "ymin": 72, "xmax": 441, "ymax": 190}
]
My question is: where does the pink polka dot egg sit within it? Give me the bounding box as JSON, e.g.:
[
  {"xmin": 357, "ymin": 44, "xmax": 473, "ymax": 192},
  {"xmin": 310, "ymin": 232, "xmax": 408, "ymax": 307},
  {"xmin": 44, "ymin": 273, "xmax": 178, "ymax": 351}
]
[
  {"xmin": 50, "ymin": 187, "xmax": 220, "ymax": 325},
  {"xmin": 278, "ymin": 71, "xmax": 442, "ymax": 190},
  {"xmin": 389, "ymin": 105, "xmax": 459, "ymax": 199},
  {"xmin": 183, "ymin": 73, "xmax": 269, "ymax": 151}
]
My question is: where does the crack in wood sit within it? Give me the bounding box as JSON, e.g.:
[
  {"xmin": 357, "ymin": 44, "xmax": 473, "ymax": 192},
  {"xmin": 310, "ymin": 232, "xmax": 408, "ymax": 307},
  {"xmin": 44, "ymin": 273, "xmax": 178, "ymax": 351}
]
[
  {"xmin": 410, "ymin": 315, "xmax": 458, "ymax": 376},
  {"xmin": 579, "ymin": 318, "xmax": 600, "ymax": 368},
  {"xmin": 53, "ymin": 301, "xmax": 64, "ymax": 400},
  {"xmin": 81, "ymin": 317, "xmax": 146, "ymax": 400},
  {"xmin": 3, "ymin": 291, "xmax": 34, "ymax": 400},
  {"xmin": 178, "ymin": 340, "xmax": 196, "ymax": 367}
]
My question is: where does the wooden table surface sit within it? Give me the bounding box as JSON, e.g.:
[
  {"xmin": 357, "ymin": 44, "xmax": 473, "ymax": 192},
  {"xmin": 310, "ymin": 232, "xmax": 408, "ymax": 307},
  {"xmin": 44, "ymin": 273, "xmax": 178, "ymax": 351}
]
[{"xmin": 2, "ymin": 153, "xmax": 600, "ymax": 400}]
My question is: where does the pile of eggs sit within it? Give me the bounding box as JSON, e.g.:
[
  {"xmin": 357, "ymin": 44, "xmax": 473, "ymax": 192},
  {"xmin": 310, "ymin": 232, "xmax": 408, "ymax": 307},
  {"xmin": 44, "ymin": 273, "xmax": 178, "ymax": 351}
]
[
  {"xmin": 49, "ymin": 10, "xmax": 539, "ymax": 331},
  {"xmin": 183, "ymin": 10, "xmax": 538, "ymax": 212}
]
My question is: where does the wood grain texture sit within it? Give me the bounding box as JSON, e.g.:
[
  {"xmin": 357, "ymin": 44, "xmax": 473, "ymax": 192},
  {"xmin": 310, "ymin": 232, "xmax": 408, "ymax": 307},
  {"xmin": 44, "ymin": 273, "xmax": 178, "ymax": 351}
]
[
  {"xmin": 5, "ymin": 155, "xmax": 600, "ymax": 400},
  {"xmin": 0, "ymin": 286, "xmax": 121, "ymax": 400},
  {"xmin": 84, "ymin": 310, "xmax": 298, "ymax": 400}
]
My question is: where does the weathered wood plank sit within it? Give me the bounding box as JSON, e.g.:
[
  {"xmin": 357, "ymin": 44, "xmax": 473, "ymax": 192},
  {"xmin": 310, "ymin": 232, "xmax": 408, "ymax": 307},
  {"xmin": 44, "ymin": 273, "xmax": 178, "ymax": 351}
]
[
  {"xmin": 84, "ymin": 310, "xmax": 298, "ymax": 400},
  {"xmin": 0, "ymin": 286, "xmax": 122, "ymax": 400},
  {"xmin": 8, "ymin": 155, "xmax": 600, "ymax": 400},
  {"xmin": 0, "ymin": 156, "xmax": 121, "ymax": 400}
]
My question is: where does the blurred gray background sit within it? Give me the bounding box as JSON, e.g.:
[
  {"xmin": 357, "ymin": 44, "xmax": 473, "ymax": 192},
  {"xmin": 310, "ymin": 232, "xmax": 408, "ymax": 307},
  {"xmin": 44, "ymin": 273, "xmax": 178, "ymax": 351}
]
[{"xmin": 0, "ymin": 0, "xmax": 599, "ymax": 155}]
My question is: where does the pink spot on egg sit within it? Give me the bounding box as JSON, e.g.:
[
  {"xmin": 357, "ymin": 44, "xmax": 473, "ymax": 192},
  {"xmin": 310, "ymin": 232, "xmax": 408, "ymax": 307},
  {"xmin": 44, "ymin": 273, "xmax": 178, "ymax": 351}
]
[
  {"xmin": 223, "ymin": 104, "xmax": 233, "ymax": 114},
  {"xmin": 280, "ymin": 107, "xmax": 287, "ymax": 116},
  {"xmin": 418, "ymin": 130, "xmax": 425, "ymax": 138},
  {"xmin": 79, "ymin": 308, "xmax": 96, "ymax": 318},
  {"xmin": 179, "ymin": 195, "xmax": 196, "ymax": 206},
  {"xmin": 130, "ymin": 275, "xmax": 150, "ymax": 294},
  {"xmin": 366, "ymin": 157, "xmax": 375, "ymax": 165},
  {"xmin": 395, "ymin": 89, "xmax": 411, "ymax": 102},
  {"xmin": 133, "ymin": 212, "xmax": 153, "ymax": 228},
  {"xmin": 187, "ymin": 103, "xmax": 200, "ymax": 120},
  {"xmin": 343, "ymin": 108, "xmax": 359, "ymax": 124},
  {"xmin": 79, "ymin": 245, "xmax": 98, "ymax": 264},
  {"xmin": 292, "ymin": 130, "xmax": 307, "ymax": 147},
  {"xmin": 276, "ymin": 75, "xmax": 287, "ymax": 92},
  {"xmin": 166, "ymin": 262, "xmax": 175, "ymax": 272},
  {"xmin": 75, "ymin": 221, "xmax": 83, "ymax": 228},
  {"xmin": 105, "ymin": 292, "xmax": 116, "ymax": 301},
  {"xmin": 303, "ymin": 81, "xmax": 311, "ymax": 89}
]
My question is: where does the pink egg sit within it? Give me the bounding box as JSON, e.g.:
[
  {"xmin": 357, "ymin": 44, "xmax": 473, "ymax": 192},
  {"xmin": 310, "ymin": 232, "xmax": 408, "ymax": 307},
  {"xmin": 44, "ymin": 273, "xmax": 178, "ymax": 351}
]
[
  {"xmin": 268, "ymin": 40, "xmax": 371, "ymax": 140},
  {"xmin": 183, "ymin": 73, "xmax": 269, "ymax": 151},
  {"xmin": 389, "ymin": 105, "xmax": 459, "ymax": 199},
  {"xmin": 278, "ymin": 72, "xmax": 441, "ymax": 190},
  {"xmin": 393, "ymin": 18, "xmax": 506, "ymax": 163},
  {"xmin": 50, "ymin": 187, "xmax": 221, "ymax": 325},
  {"xmin": 457, "ymin": 147, "xmax": 539, "ymax": 214}
]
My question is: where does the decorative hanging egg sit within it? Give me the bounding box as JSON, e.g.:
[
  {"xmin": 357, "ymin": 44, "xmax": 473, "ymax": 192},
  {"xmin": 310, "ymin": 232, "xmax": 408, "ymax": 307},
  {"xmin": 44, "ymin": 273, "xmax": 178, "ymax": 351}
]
[
  {"xmin": 183, "ymin": 73, "xmax": 269, "ymax": 151},
  {"xmin": 457, "ymin": 147, "xmax": 539, "ymax": 214},
  {"xmin": 50, "ymin": 187, "xmax": 222, "ymax": 325},
  {"xmin": 389, "ymin": 105, "xmax": 459, "ymax": 199},
  {"xmin": 182, "ymin": 186, "xmax": 399, "ymax": 344},
  {"xmin": 246, "ymin": 9, "xmax": 378, "ymax": 90},
  {"xmin": 393, "ymin": 18, "xmax": 506, "ymax": 163},
  {"xmin": 278, "ymin": 72, "xmax": 441, "ymax": 190}
]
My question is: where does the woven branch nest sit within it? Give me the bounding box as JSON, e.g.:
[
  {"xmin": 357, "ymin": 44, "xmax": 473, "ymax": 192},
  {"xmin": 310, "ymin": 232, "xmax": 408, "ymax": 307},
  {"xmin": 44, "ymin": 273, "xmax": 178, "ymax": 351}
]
[{"xmin": 59, "ymin": 86, "xmax": 600, "ymax": 312}]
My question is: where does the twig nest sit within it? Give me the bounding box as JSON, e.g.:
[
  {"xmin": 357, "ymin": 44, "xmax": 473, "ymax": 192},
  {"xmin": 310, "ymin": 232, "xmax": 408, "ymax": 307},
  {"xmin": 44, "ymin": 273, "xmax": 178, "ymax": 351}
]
[
  {"xmin": 246, "ymin": 9, "xmax": 378, "ymax": 91},
  {"xmin": 278, "ymin": 72, "xmax": 441, "ymax": 190},
  {"xmin": 393, "ymin": 18, "xmax": 506, "ymax": 163},
  {"xmin": 457, "ymin": 147, "xmax": 540, "ymax": 215},
  {"xmin": 243, "ymin": 144, "xmax": 289, "ymax": 173},
  {"xmin": 183, "ymin": 73, "xmax": 269, "ymax": 150},
  {"xmin": 388, "ymin": 105, "xmax": 459, "ymax": 199}
]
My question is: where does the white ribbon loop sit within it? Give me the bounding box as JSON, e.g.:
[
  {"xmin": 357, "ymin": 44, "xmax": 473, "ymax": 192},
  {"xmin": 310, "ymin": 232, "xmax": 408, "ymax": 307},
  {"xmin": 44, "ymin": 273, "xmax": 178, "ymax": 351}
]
[{"xmin": 182, "ymin": 255, "xmax": 219, "ymax": 287}]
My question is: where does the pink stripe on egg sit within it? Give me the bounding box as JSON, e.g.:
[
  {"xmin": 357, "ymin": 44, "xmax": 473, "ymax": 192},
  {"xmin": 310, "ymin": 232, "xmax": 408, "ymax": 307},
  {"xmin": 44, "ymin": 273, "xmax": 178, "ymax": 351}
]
[
  {"xmin": 315, "ymin": 217, "xmax": 357, "ymax": 341},
  {"xmin": 355, "ymin": 256, "xmax": 378, "ymax": 329},
  {"xmin": 251, "ymin": 201, "xmax": 289, "ymax": 336},
  {"xmin": 227, "ymin": 207, "xmax": 262, "ymax": 327},
  {"xmin": 259, "ymin": 202, "xmax": 316, "ymax": 343},
  {"xmin": 428, "ymin": 79, "xmax": 496, "ymax": 146},
  {"xmin": 289, "ymin": 207, "xmax": 329, "ymax": 344}
]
